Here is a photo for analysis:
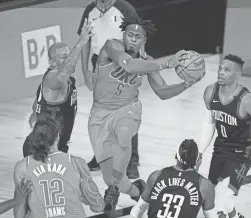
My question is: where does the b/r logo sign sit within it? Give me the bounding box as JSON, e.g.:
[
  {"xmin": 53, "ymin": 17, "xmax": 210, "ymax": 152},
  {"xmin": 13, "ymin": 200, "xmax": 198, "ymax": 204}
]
[{"xmin": 21, "ymin": 25, "xmax": 61, "ymax": 78}]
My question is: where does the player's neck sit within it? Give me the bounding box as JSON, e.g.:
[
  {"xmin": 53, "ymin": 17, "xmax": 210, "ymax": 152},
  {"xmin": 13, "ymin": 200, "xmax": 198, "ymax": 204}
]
[
  {"xmin": 48, "ymin": 146, "xmax": 59, "ymax": 154},
  {"xmin": 130, "ymin": 52, "xmax": 140, "ymax": 59},
  {"xmin": 96, "ymin": 0, "xmax": 116, "ymax": 11},
  {"xmin": 220, "ymin": 81, "xmax": 239, "ymax": 94},
  {"xmin": 174, "ymin": 165, "xmax": 194, "ymax": 172}
]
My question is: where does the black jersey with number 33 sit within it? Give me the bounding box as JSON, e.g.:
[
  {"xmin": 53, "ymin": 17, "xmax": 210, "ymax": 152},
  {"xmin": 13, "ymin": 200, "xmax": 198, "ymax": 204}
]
[
  {"xmin": 209, "ymin": 83, "xmax": 251, "ymax": 154},
  {"xmin": 148, "ymin": 166, "xmax": 203, "ymax": 218}
]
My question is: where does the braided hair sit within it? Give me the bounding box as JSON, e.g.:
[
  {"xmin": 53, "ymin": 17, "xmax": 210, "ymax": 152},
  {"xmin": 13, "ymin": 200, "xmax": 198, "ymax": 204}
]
[
  {"xmin": 31, "ymin": 119, "xmax": 59, "ymax": 163},
  {"xmin": 119, "ymin": 16, "xmax": 157, "ymax": 37},
  {"xmin": 176, "ymin": 139, "xmax": 199, "ymax": 170}
]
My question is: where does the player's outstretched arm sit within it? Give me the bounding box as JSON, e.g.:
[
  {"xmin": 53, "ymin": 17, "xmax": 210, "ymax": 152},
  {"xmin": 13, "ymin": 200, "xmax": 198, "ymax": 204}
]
[
  {"xmin": 200, "ymin": 178, "xmax": 218, "ymax": 218},
  {"xmin": 46, "ymin": 19, "xmax": 94, "ymax": 89},
  {"xmin": 198, "ymin": 84, "xmax": 216, "ymax": 155},
  {"xmin": 103, "ymin": 39, "xmax": 184, "ymax": 74},
  {"xmin": 146, "ymin": 55, "xmax": 191, "ymax": 100},
  {"xmin": 130, "ymin": 170, "xmax": 161, "ymax": 218},
  {"xmin": 147, "ymin": 71, "xmax": 191, "ymax": 100},
  {"xmin": 71, "ymin": 156, "xmax": 105, "ymax": 213},
  {"xmin": 13, "ymin": 160, "xmax": 32, "ymax": 218}
]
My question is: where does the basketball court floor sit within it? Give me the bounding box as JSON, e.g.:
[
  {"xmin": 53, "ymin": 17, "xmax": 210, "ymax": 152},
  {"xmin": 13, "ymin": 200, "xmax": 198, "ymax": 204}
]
[{"xmin": 0, "ymin": 55, "xmax": 250, "ymax": 218}]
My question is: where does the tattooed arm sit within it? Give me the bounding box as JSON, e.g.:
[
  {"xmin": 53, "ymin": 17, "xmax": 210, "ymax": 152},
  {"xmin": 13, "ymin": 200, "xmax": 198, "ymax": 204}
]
[{"xmin": 71, "ymin": 156, "xmax": 105, "ymax": 213}]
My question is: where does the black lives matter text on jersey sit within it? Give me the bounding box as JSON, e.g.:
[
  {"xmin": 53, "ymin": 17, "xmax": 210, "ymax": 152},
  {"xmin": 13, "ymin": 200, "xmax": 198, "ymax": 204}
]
[
  {"xmin": 150, "ymin": 176, "xmax": 200, "ymax": 218},
  {"xmin": 151, "ymin": 177, "xmax": 199, "ymax": 205}
]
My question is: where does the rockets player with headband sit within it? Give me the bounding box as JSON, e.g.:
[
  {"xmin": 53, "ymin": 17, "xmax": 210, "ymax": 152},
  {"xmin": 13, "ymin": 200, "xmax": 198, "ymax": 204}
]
[
  {"xmin": 130, "ymin": 139, "xmax": 219, "ymax": 218},
  {"xmin": 199, "ymin": 54, "xmax": 251, "ymax": 218},
  {"xmin": 23, "ymin": 19, "xmax": 94, "ymax": 157},
  {"xmin": 89, "ymin": 16, "xmax": 202, "ymax": 211},
  {"xmin": 13, "ymin": 119, "xmax": 105, "ymax": 218}
]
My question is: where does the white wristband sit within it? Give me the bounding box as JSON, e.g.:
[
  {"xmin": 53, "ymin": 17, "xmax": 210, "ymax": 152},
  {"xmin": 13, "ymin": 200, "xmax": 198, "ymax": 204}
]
[{"xmin": 130, "ymin": 197, "xmax": 149, "ymax": 218}]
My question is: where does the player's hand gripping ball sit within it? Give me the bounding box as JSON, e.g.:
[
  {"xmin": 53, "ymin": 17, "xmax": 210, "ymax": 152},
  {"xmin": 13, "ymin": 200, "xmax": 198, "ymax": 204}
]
[{"xmin": 175, "ymin": 50, "xmax": 206, "ymax": 83}]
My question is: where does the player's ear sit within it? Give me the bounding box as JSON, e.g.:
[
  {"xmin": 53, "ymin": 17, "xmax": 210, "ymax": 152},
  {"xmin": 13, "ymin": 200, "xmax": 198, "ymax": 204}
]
[
  {"xmin": 56, "ymin": 133, "xmax": 60, "ymax": 142},
  {"xmin": 236, "ymin": 71, "xmax": 242, "ymax": 78},
  {"xmin": 143, "ymin": 36, "xmax": 147, "ymax": 44}
]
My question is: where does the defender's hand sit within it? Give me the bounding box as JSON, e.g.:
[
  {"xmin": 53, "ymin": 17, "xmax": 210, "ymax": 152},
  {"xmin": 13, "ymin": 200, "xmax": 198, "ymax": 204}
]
[
  {"xmin": 14, "ymin": 178, "xmax": 32, "ymax": 205},
  {"xmin": 78, "ymin": 19, "xmax": 95, "ymax": 45}
]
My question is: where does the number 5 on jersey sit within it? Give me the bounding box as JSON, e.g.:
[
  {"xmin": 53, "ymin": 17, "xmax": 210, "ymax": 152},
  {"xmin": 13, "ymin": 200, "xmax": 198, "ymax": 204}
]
[
  {"xmin": 157, "ymin": 193, "xmax": 185, "ymax": 218},
  {"xmin": 115, "ymin": 83, "xmax": 125, "ymax": 96}
]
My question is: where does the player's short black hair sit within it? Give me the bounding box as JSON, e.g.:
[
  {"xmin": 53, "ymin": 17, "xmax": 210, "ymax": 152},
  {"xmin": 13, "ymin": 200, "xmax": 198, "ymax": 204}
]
[
  {"xmin": 176, "ymin": 139, "xmax": 198, "ymax": 170},
  {"xmin": 119, "ymin": 16, "xmax": 157, "ymax": 37},
  {"xmin": 31, "ymin": 119, "xmax": 59, "ymax": 163},
  {"xmin": 224, "ymin": 54, "xmax": 244, "ymax": 68}
]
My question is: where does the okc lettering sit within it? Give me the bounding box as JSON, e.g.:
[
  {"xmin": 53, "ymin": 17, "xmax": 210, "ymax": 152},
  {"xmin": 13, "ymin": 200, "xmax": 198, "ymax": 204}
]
[
  {"xmin": 110, "ymin": 66, "xmax": 139, "ymax": 86},
  {"xmin": 212, "ymin": 110, "xmax": 237, "ymax": 126}
]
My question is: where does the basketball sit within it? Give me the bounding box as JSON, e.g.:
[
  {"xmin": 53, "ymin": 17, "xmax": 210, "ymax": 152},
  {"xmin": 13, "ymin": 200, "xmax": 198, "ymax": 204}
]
[{"xmin": 175, "ymin": 51, "xmax": 205, "ymax": 82}]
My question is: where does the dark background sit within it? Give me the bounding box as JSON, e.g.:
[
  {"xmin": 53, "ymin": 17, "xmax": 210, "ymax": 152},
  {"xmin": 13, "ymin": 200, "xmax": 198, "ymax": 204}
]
[{"xmin": 126, "ymin": 0, "xmax": 227, "ymax": 58}]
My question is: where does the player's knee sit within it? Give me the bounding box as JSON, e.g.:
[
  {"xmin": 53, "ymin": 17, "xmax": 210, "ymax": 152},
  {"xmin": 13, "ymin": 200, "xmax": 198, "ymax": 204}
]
[{"xmin": 116, "ymin": 126, "xmax": 133, "ymax": 148}]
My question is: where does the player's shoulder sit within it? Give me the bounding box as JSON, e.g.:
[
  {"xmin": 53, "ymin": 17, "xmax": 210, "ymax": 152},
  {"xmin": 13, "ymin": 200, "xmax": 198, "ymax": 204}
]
[
  {"xmin": 71, "ymin": 155, "xmax": 86, "ymax": 164},
  {"xmin": 204, "ymin": 83, "xmax": 216, "ymax": 95},
  {"xmin": 71, "ymin": 155, "xmax": 88, "ymax": 168},
  {"xmin": 104, "ymin": 38, "xmax": 125, "ymax": 51},
  {"xmin": 84, "ymin": 1, "xmax": 96, "ymax": 14},
  {"xmin": 147, "ymin": 170, "xmax": 162, "ymax": 186},
  {"xmin": 241, "ymin": 90, "xmax": 251, "ymax": 109},
  {"xmin": 241, "ymin": 89, "xmax": 251, "ymax": 102},
  {"xmin": 14, "ymin": 158, "xmax": 27, "ymax": 176},
  {"xmin": 70, "ymin": 155, "xmax": 91, "ymax": 176},
  {"xmin": 203, "ymin": 83, "xmax": 217, "ymax": 107}
]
